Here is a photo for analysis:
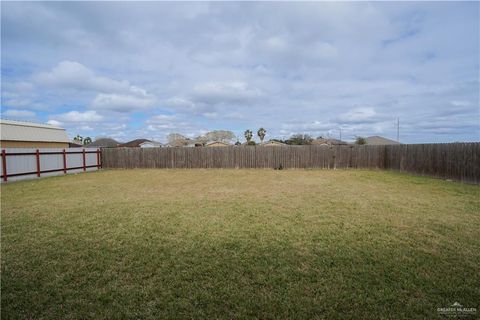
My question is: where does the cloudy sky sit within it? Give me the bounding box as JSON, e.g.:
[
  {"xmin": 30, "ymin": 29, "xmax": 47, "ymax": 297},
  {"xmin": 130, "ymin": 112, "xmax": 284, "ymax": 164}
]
[{"xmin": 1, "ymin": 1, "xmax": 479, "ymax": 143}]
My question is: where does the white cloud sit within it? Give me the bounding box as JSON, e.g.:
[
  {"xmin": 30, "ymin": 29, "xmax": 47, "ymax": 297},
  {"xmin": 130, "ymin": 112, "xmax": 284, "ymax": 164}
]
[
  {"xmin": 50, "ymin": 110, "xmax": 103, "ymax": 123},
  {"xmin": 91, "ymin": 93, "xmax": 155, "ymax": 112},
  {"xmin": 33, "ymin": 60, "xmax": 130, "ymax": 93},
  {"xmin": 192, "ymin": 81, "xmax": 262, "ymax": 104},
  {"xmin": 163, "ymin": 97, "xmax": 196, "ymax": 110},
  {"xmin": 2, "ymin": 2, "xmax": 478, "ymax": 143},
  {"xmin": 46, "ymin": 119, "xmax": 63, "ymax": 126},
  {"xmin": 450, "ymin": 100, "xmax": 470, "ymax": 107},
  {"xmin": 32, "ymin": 61, "xmax": 157, "ymax": 113},
  {"xmin": 147, "ymin": 114, "xmax": 177, "ymax": 123},
  {"xmin": 338, "ymin": 107, "xmax": 378, "ymax": 124},
  {"xmin": 2, "ymin": 109, "xmax": 36, "ymax": 119},
  {"xmin": 202, "ymin": 112, "xmax": 218, "ymax": 119}
]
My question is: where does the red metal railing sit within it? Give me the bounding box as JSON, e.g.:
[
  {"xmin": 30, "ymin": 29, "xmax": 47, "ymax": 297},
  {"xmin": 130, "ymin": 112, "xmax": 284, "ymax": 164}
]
[{"xmin": 1, "ymin": 148, "xmax": 102, "ymax": 182}]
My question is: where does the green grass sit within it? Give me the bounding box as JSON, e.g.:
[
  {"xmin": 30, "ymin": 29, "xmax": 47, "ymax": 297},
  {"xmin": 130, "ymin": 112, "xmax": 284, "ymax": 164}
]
[{"xmin": 1, "ymin": 169, "xmax": 479, "ymax": 319}]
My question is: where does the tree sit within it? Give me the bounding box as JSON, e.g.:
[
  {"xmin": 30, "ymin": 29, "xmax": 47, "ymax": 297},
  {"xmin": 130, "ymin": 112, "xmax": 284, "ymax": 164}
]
[
  {"xmin": 194, "ymin": 135, "xmax": 208, "ymax": 146},
  {"xmin": 167, "ymin": 133, "xmax": 186, "ymax": 143},
  {"xmin": 355, "ymin": 136, "xmax": 367, "ymax": 145},
  {"xmin": 244, "ymin": 130, "xmax": 253, "ymax": 143},
  {"xmin": 167, "ymin": 133, "xmax": 190, "ymax": 146},
  {"xmin": 204, "ymin": 130, "xmax": 235, "ymax": 143},
  {"xmin": 257, "ymin": 128, "xmax": 267, "ymax": 143},
  {"xmin": 73, "ymin": 134, "xmax": 83, "ymax": 144},
  {"xmin": 286, "ymin": 134, "xmax": 313, "ymax": 145},
  {"xmin": 83, "ymin": 137, "xmax": 92, "ymax": 145}
]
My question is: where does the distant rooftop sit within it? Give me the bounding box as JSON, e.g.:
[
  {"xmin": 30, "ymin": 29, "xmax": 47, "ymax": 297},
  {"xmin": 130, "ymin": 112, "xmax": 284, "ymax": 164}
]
[
  {"xmin": 85, "ymin": 138, "xmax": 120, "ymax": 148},
  {"xmin": 312, "ymin": 138, "xmax": 348, "ymax": 145},
  {"xmin": 119, "ymin": 139, "xmax": 151, "ymax": 147}
]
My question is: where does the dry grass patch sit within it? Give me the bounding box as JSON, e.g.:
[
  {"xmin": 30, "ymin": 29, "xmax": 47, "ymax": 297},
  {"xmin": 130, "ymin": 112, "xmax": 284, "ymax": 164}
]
[{"xmin": 1, "ymin": 169, "xmax": 479, "ymax": 319}]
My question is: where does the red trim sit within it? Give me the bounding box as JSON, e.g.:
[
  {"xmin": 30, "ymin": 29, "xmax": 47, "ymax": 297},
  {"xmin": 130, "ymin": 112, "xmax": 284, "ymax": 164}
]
[
  {"xmin": 63, "ymin": 149, "xmax": 67, "ymax": 174},
  {"xmin": 2, "ymin": 150, "xmax": 7, "ymax": 182},
  {"xmin": 2, "ymin": 150, "xmax": 98, "ymax": 156},
  {"xmin": 36, "ymin": 149, "xmax": 41, "ymax": 177},
  {"xmin": 0, "ymin": 165, "xmax": 100, "ymax": 179},
  {"xmin": 82, "ymin": 149, "xmax": 86, "ymax": 171}
]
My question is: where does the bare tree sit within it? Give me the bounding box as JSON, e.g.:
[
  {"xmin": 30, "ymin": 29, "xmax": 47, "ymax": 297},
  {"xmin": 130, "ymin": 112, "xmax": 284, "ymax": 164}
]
[
  {"xmin": 204, "ymin": 130, "xmax": 235, "ymax": 143},
  {"xmin": 167, "ymin": 133, "xmax": 190, "ymax": 146}
]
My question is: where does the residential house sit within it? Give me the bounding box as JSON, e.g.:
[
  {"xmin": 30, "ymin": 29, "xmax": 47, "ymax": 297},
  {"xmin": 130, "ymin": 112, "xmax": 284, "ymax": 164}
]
[
  {"xmin": 311, "ymin": 138, "xmax": 348, "ymax": 146},
  {"xmin": 85, "ymin": 138, "xmax": 120, "ymax": 148},
  {"xmin": 69, "ymin": 141, "xmax": 83, "ymax": 148},
  {"xmin": 206, "ymin": 141, "xmax": 230, "ymax": 147},
  {"xmin": 260, "ymin": 140, "xmax": 286, "ymax": 146},
  {"xmin": 119, "ymin": 139, "xmax": 162, "ymax": 148}
]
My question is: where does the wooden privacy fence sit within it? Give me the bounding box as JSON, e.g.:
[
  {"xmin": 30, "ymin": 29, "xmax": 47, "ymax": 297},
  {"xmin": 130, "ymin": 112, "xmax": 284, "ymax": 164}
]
[
  {"xmin": 102, "ymin": 143, "xmax": 480, "ymax": 184},
  {"xmin": 1, "ymin": 148, "xmax": 101, "ymax": 182}
]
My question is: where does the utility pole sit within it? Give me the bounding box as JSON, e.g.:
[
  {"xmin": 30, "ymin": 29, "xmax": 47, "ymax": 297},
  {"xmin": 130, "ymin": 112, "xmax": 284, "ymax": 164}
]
[
  {"xmin": 339, "ymin": 128, "xmax": 342, "ymax": 141},
  {"xmin": 396, "ymin": 117, "xmax": 400, "ymax": 142}
]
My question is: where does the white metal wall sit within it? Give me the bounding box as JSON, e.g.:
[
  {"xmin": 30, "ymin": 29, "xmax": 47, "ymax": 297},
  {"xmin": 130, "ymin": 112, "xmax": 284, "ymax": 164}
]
[{"xmin": 1, "ymin": 148, "xmax": 100, "ymax": 182}]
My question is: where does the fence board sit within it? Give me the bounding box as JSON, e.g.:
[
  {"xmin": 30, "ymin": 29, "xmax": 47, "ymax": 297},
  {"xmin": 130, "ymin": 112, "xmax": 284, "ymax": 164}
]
[{"xmin": 102, "ymin": 143, "xmax": 480, "ymax": 184}]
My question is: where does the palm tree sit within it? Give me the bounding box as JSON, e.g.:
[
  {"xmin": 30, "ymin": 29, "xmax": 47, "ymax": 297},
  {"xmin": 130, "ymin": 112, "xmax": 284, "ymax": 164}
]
[
  {"xmin": 257, "ymin": 128, "xmax": 266, "ymax": 143},
  {"xmin": 73, "ymin": 134, "xmax": 83, "ymax": 144},
  {"xmin": 244, "ymin": 130, "xmax": 253, "ymax": 143},
  {"xmin": 83, "ymin": 137, "xmax": 92, "ymax": 145}
]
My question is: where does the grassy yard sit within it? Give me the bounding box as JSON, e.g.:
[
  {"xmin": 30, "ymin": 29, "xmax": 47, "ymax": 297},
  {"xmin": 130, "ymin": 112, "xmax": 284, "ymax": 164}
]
[{"xmin": 1, "ymin": 169, "xmax": 479, "ymax": 319}]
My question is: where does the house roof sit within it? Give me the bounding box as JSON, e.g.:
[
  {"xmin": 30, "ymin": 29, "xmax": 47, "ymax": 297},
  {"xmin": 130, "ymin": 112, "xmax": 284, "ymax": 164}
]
[
  {"xmin": 365, "ymin": 136, "xmax": 401, "ymax": 145},
  {"xmin": 166, "ymin": 140, "xmax": 190, "ymax": 147},
  {"xmin": 69, "ymin": 141, "xmax": 83, "ymax": 148},
  {"xmin": 0, "ymin": 119, "xmax": 69, "ymax": 143},
  {"xmin": 312, "ymin": 138, "xmax": 348, "ymax": 145},
  {"xmin": 85, "ymin": 138, "xmax": 120, "ymax": 148},
  {"xmin": 206, "ymin": 141, "xmax": 230, "ymax": 146},
  {"xmin": 139, "ymin": 141, "xmax": 162, "ymax": 147},
  {"xmin": 119, "ymin": 139, "xmax": 151, "ymax": 147},
  {"xmin": 261, "ymin": 140, "xmax": 286, "ymax": 146}
]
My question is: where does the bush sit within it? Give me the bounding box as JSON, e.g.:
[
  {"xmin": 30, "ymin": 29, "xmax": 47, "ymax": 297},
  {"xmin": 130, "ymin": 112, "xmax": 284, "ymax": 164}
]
[{"xmin": 355, "ymin": 137, "xmax": 367, "ymax": 145}]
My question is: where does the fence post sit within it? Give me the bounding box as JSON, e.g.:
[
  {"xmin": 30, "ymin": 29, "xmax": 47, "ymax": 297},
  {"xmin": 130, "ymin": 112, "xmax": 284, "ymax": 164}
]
[
  {"xmin": 2, "ymin": 149, "xmax": 7, "ymax": 182},
  {"xmin": 97, "ymin": 148, "xmax": 101, "ymax": 168},
  {"xmin": 36, "ymin": 149, "xmax": 41, "ymax": 177},
  {"xmin": 63, "ymin": 149, "xmax": 67, "ymax": 174},
  {"xmin": 82, "ymin": 149, "xmax": 86, "ymax": 171}
]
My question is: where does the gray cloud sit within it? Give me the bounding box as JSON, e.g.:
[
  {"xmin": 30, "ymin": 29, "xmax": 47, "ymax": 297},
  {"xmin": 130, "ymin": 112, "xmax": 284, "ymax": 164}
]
[{"xmin": 1, "ymin": 2, "xmax": 478, "ymax": 143}]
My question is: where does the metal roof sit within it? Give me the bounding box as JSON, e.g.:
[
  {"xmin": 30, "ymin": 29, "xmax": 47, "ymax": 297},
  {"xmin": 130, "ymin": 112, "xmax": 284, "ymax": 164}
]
[{"xmin": 0, "ymin": 119, "xmax": 69, "ymax": 143}]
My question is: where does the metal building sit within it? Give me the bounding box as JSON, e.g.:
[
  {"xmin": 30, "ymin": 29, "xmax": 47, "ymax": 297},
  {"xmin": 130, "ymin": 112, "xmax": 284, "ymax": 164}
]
[{"xmin": 0, "ymin": 119, "xmax": 69, "ymax": 148}]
